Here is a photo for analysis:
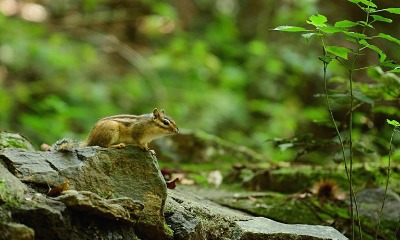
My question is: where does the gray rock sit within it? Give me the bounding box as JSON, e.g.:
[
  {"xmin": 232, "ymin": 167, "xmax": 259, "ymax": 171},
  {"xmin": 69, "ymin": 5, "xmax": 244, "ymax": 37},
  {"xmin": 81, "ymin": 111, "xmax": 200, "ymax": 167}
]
[
  {"xmin": 165, "ymin": 211, "xmax": 205, "ymax": 240},
  {"xmin": 165, "ymin": 189, "xmax": 249, "ymax": 239},
  {"xmin": 107, "ymin": 197, "xmax": 144, "ymax": 221},
  {"xmin": 67, "ymin": 146, "xmax": 169, "ymax": 240},
  {"xmin": 10, "ymin": 195, "xmax": 66, "ymax": 239},
  {"xmin": 235, "ymin": 218, "xmax": 348, "ymax": 240},
  {"xmin": 357, "ymin": 188, "xmax": 400, "ymax": 222},
  {"xmin": 0, "ymin": 146, "xmax": 171, "ymax": 240},
  {"xmin": 55, "ymin": 190, "xmax": 144, "ymax": 223},
  {"xmin": 0, "ymin": 222, "xmax": 34, "ymax": 240},
  {"xmin": 0, "ymin": 161, "xmax": 29, "ymax": 202},
  {"xmin": 0, "ymin": 148, "xmax": 60, "ymax": 185},
  {"xmin": 11, "ymin": 193, "xmax": 140, "ymax": 240},
  {"xmin": 166, "ymin": 190, "xmax": 348, "ymax": 240}
]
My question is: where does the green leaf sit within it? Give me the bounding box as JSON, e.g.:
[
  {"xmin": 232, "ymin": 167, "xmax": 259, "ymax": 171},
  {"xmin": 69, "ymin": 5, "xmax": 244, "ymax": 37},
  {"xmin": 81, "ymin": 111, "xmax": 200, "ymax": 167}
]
[
  {"xmin": 353, "ymin": 91, "xmax": 374, "ymax": 105},
  {"xmin": 380, "ymin": 60, "xmax": 398, "ymax": 69},
  {"xmin": 278, "ymin": 143, "xmax": 294, "ymax": 151},
  {"xmin": 371, "ymin": 46, "xmax": 386, "ymax": 63},
  {"xmin": 390, "ymin": 67, "xmax": 400, "ymax": 73},
  {"xmin": 375, "ymin": 33, "xmax": 400, "ymax": 45},
  {"xmin": 358, "ymin": 0, "xmax": 377, "ymax": 8},
  {"xmin": 319, "ymin": 26, "xmax": 347, "ymax": 34},
  {"xmin": 359, "ymin": 39, "xmax": 386, "ymax": 63},
  {"xmin": 348, "ymin": 0, "xmax": 377, "ymax": 8},
  {"xmin": 301, "ymin": 33, "xmax": 322, "ymax": 40},
  {"xmin": 344, "ymin": 35, "xmax": 358, "ymax": 43},
  {"xmin": 371, "ymin": 15, "xmax": 392, "ymax": 23},
  {"xmin": 319, "ymin": 55, "xmax": 332, "ymax": 64},
  {"xmin": 325, "ymin": 46, "xmax": 353, "ymax": 59},
  {"xmin": 387, "ymin": 119, "xmax": 400, "ymax": 127},
  {"xmin": 344, "ymin": 31, "xmax": 367, "ymax": 40},
  {"xmin": 334, "ymin": 20, "xmax": 359, "ymax": 28},
  {"xmin": 385, "ymin": 8, "xmax": 400, "ymax": 14},
  {"xmin": 272, "ymin": 26, "xmax": 308, "ymax": 32},
  {"xmin": 306, "ymin": 14, "xmax": 328, "ymax": 28}
]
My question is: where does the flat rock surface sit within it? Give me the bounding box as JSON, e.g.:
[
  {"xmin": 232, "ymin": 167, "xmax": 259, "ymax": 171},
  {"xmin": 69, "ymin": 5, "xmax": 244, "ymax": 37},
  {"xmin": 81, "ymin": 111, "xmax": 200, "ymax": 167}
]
[
  {"xmin": 236, "ymin": 217, "xmax": 347, "ymax": 240},
  {"xmin": 165, "ymin": 190, "xmax": 348, "ymax": 240}
]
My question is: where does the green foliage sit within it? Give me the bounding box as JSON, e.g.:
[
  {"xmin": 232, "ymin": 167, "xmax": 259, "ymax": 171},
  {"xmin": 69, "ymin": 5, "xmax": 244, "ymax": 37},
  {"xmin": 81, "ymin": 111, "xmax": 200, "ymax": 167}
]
[
  {"xmin": 273, "ymin": 0, "xmax": 400, "ymax": 159},
  {"xmin": 274, "ymin": 0, "xmax": 400, "ymax": 238},
  {"xmin": 0, "ymin": 0, "xmax": 398, "ymax": 168},
  {"xmin": 387, "ymin": 119, "xmax": 400, "ymax": 128},
  {"xmin": 0, "ymin": 14, "xmax": 109, "ymax": 144},
  {"xmin": 0, "ymin": 0, "xmax": 323, "ymax": 157}
]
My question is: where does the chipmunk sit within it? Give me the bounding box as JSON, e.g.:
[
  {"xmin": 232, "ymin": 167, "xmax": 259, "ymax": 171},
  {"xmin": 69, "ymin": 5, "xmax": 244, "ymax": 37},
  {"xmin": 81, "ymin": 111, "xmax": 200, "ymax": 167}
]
[{"xmin": 54, "ymin": 108, "xmax": 179, "ymax": 154}]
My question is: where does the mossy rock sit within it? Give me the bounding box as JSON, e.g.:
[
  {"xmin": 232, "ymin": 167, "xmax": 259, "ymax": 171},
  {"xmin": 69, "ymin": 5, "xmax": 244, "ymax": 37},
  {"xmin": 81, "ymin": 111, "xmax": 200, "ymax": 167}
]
[
  {"xmin": 165, "ymin": 189, "xmax": 347, "ymax": 240},
  {"xmin": 239, "ymin": 163, "xmax": 400, "ymax": 194},
  {"xmin": 0, "ymin": 132, "xmax": 34, "ymax": 150}
]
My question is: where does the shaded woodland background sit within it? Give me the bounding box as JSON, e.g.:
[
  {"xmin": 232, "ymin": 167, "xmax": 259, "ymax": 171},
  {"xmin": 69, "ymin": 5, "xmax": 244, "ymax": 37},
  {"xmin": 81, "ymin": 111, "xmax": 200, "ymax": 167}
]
[{"xmin": 0, "ymin": 0, "xmax": 399, "ymax": 163}]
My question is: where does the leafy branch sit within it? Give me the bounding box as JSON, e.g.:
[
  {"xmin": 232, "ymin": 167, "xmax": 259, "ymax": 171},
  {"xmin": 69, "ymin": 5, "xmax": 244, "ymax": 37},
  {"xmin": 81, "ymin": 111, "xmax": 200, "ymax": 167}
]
[{"xmin": 272, "ymin": 1, "xmax": 400, "ymax": 239}]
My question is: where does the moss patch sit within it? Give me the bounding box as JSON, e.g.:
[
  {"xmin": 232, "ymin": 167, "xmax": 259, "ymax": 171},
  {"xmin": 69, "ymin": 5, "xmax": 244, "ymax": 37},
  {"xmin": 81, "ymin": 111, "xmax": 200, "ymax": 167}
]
[{"xmin": 0, "ymin": 132, "xmax": 34, "ymax": 150}]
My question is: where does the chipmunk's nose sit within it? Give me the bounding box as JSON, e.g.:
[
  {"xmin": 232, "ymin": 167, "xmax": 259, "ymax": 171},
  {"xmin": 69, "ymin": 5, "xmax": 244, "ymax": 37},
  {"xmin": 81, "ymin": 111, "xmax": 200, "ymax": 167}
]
[{"xmin": 174, "ymin": 128, "xmax": 179, "ymax": 133}]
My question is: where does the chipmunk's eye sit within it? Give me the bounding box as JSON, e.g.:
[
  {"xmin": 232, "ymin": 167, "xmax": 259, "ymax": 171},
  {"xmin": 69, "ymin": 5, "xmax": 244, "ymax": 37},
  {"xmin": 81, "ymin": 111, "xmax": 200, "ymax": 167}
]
[{"xmin": 163, "ymin": 119, "xmax": 170, "ymax": 125}]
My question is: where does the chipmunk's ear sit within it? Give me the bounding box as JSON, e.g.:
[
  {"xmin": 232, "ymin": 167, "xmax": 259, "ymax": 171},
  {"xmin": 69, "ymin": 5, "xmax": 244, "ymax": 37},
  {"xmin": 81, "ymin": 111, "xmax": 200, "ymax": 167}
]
[
  {"xmin": 160, "ymin": 109, "xmax": 165, "ymax": 114},
  {"xmin": 153, "ymin": 108, "xmax": 160, "ymax": 119}
]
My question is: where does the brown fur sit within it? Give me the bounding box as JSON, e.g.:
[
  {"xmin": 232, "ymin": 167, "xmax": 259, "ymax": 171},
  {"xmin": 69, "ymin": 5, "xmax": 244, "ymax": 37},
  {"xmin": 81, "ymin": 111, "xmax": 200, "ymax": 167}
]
[{"xmin": 83, "ymin": 108, "xmax": 179, "ymax": 151}]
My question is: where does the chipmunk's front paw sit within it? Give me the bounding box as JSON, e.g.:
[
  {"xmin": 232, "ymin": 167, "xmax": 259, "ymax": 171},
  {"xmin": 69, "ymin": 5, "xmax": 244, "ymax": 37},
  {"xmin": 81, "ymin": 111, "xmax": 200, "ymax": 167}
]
[{"xmin": 141, "ymin": 146, "xmax": 156, "ymax": 155}]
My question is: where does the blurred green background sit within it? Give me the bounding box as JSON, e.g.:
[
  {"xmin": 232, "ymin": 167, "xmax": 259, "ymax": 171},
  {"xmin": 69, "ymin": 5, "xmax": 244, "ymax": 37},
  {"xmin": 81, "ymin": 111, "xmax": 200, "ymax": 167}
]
[{"xmin": 0, "ymin": 0, "xmax": 399, "ymax": 163}]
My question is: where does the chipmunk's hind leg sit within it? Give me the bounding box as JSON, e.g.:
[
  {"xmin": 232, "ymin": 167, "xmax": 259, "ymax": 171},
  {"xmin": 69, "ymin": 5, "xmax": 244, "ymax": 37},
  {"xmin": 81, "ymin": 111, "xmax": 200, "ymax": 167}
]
[{"xmin": 85, "ymin": 120, "xmax": 120, "ymax": 147}]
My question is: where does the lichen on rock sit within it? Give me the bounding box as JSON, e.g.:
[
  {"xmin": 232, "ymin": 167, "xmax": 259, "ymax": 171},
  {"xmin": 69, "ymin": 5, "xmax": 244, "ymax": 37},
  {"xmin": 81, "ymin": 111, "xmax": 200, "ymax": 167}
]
[{"xmin": 0, "ymin": 132, "xmax": 34, "ymax": 151}]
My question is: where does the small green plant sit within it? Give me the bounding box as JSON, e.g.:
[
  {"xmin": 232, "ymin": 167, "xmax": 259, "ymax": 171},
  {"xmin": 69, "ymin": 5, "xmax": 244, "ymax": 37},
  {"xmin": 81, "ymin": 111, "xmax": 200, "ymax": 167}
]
[
  {"xmin": 379, "ymin": 120, "xmax": 399, "ymax": 239},
  {"xmin": 273, "ymin": 1, "xmax": 400, "ymax": 239}
]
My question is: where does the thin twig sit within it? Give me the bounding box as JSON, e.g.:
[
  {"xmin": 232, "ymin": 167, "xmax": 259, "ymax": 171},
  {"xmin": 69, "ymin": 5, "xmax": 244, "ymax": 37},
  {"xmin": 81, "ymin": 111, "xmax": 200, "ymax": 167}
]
[{"xmin": 375, "ymin": 126, "xmax": 396, "ymax": 239}]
